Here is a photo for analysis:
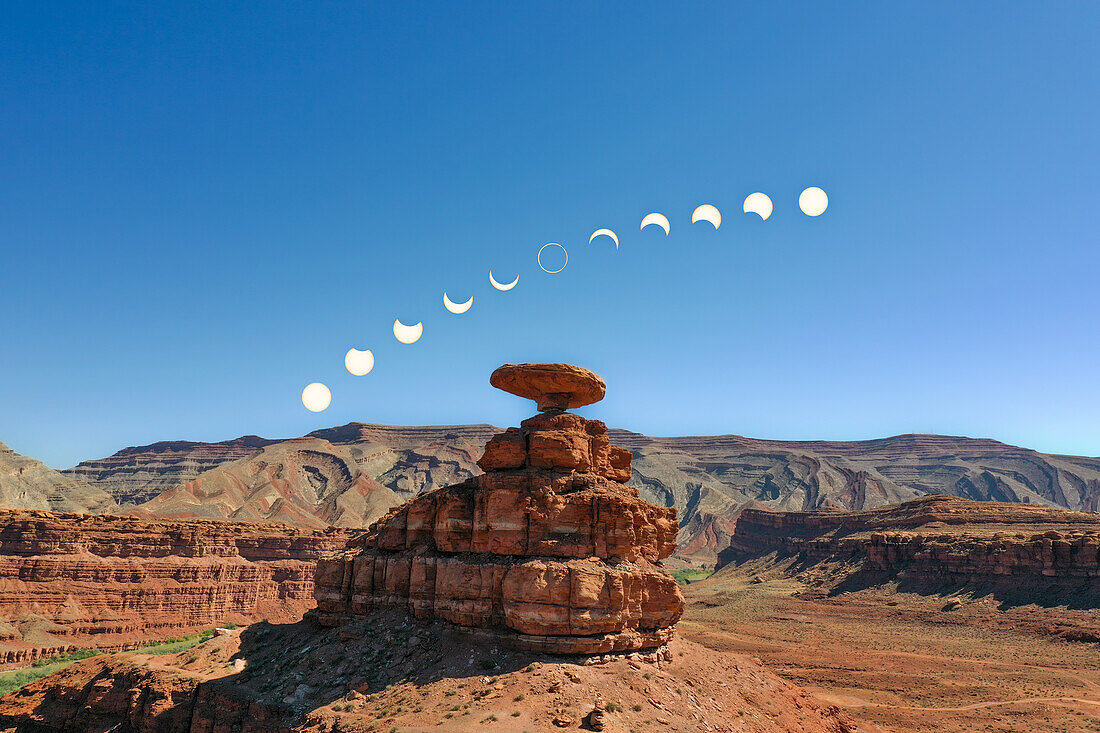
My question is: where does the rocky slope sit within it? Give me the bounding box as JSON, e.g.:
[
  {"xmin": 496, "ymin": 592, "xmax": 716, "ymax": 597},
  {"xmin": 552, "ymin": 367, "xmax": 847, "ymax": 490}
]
[
  {"xmin": 61, "ymin": 426, "xmax": 496, "ymax": 509},
  {"xmin": 0, "ymin": 612, "xmax": 858, "ymax": 732},
  {"xmin": 0, "ymin": 443, "xmax": 117, "ymax": 515},
  {"xmin": 717, "ymin": 494, "xmax": 1100, "ymax": 609},
  {"xmin": 62, "ymin": 435, "xmax": 277, "ymax": 506},
  {"xmin": 132, "ymin": 437, "xmax": 404, "ymax": 528},
  {"xmin": 7, "ymin": 427, "xmax": 1098, "ymax": 566},
  {"xmin": 316, "ymin": 364, "xmax": 685, "ymax": 655},
  {"xmin": 0, "ymin": 510, "xmax": 352, "ymax": 665}
]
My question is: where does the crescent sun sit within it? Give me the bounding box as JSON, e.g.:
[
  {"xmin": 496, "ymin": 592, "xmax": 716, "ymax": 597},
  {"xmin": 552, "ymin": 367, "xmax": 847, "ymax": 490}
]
[
  {"xmin": 344, "ymin": 348, "xmax": 375, "ymax": 376},
  {"xmin": 489, "ymin": 270, "xmax": 519, "ymax": 291},
  {"xmin": 742, "ymin": 192, "xmax": 773, "ymax": 221},
  {"xmin": 692, "ymin": 204, "xmax": 721, "ymax": 229},
  {"xmin": 392, "ymin": 318, "xmax": 423, "ymax": 344},
  {"xmin": 443, "ymin": 292, "xmax": 473, "ymax": 314},
  {"xmin": 589, "ymin": 228, "xmax": 619, "ymax": 249},
  {"xmin": 640, "ymin": 212, "xmax": 670, "ymax": 235}
]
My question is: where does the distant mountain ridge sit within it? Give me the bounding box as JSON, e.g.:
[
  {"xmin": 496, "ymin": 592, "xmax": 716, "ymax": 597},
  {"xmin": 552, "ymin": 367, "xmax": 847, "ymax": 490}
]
[
  {"xmin": 1, "ymin": 424, "xmax": 1096, "ymax": 564},
  {"xmin": 0, "ymin": 441, "xmax": 118, "ymax": 514}
]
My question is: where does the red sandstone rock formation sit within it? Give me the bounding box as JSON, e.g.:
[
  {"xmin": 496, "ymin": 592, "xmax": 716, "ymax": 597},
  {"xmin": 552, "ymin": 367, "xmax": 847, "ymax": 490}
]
[
  {"xmin": 315, "ymin": 363, "xmax": 685, "ymax": 654},
  {"xmin": 0, "ymin": 510, "xmax": 352, "ymax": 665},
  {"xmin": 720, "ymin": 494, "xmax": 1100, "ymax": 588}
]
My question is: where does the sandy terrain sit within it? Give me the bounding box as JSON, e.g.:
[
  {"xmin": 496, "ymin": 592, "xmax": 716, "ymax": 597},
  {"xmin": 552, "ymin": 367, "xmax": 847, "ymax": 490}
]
[{"xmin": 681, "ymin": 567, "xmax": 1100, "ymax": 732}]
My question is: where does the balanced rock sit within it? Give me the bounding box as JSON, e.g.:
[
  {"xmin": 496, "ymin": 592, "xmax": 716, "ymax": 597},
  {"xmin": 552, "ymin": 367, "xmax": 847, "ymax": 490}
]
[
  {"xmin": 490, "ymin": 362, "xmax": 606, "ymax": 411},
  {"xmin": 315, "ymin": 363, "xmax": 684, "ymax": 655}
]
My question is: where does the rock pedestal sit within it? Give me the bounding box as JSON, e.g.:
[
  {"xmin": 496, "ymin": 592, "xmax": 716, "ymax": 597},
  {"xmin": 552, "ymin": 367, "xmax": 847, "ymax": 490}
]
[{"xmin": 314, "ymin": 363, "xmax": 685, "ymax": 654}]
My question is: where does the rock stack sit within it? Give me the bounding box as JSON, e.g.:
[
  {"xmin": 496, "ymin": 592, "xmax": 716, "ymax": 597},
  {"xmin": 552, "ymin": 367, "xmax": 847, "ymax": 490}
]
[{"xmin": 314, "ymin": 363, "xmax": 685, "ymax": 654}]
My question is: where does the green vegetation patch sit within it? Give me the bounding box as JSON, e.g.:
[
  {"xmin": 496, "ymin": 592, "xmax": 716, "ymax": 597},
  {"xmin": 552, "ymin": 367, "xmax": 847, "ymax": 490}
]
[
  {"xmin": 0, "ymin": 629, "xmax": 218, "ymax": 696},
  {"xmin": 138, "ymin": 629, "xmax": 217, "ymax": 656},
  {"xmin": 670, "ymin": 568, "xmax": 714, "ymax": 585}
]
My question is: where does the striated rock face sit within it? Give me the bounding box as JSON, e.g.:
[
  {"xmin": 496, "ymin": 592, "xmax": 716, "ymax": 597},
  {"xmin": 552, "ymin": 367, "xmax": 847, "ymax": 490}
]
[
  {"xmin": 720, "ymin": 494, "xmax": 1100, "ymax": 587},
  {"xmin": 0, "ymin": 510, "xmax": 352, "ymax": 665},
  {"xmin": 132, "ymin": 437, "xmax": 403, "ymax": 528},
  {"xmin": 63, "ymin": 435, "xmax": 276, "ymax": 506},
  {"xmin": 315, "ymin": 364, "xmax": 684, "ymax": 655},
  {"xmin": 0, "ymin": 442, "xmax": 118, "ymax": 515}
]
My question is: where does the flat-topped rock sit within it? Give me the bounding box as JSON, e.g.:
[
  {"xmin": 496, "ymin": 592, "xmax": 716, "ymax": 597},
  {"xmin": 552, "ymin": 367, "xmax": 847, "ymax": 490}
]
[{"xmin": 490, "ymin": 363, "xmax": 606, "ymax": 411}]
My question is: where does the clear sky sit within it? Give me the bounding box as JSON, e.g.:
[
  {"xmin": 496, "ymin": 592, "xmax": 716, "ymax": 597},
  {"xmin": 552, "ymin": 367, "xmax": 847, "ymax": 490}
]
[{"xmin": 2, "ymin": 2, "xmax": 1098, "ymax": 468}]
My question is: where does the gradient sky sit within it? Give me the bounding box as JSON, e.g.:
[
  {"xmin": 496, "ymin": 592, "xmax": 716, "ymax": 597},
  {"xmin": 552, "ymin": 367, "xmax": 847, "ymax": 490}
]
[{"xmin": 2, "ymin": 2, "xmax": 1098, "ymax": 468}]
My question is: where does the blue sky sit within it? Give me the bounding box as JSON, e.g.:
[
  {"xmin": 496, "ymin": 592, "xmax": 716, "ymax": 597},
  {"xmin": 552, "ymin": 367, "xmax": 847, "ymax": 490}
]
[{"xmin": 2, "ymin": 2, "xmax": 1098, "ymax": 467}]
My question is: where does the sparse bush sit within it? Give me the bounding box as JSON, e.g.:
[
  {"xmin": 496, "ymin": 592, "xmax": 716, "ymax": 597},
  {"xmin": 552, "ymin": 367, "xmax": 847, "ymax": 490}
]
[
  {"xmin": 513, "ymin": 693, "xmax": 525, "ymax": 702},
  {"xmin": 32, "ymin": 649, "xmax": 99, "ymax": 668}
]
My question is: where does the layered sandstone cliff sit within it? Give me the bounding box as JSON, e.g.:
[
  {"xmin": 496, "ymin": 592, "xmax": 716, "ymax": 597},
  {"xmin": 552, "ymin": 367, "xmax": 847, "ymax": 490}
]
[
  {"xmin": 0, "ymin": 510, "xmax": 352, "ymax": 665},
  {"xmin": 314, "ymin": 363, "xmax": 685, "ymax": 655},
  {"xmin": 720, "ymin": 494, "xmax": 1100, "ymax": 587}
]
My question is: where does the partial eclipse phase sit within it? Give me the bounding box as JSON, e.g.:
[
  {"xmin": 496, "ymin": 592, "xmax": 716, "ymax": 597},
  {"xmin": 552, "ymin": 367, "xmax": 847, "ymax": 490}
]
[
  {"xmin": 443, "ymin": 293, "xmax": 472, "ymax": 314},
  {"xmin": 393, "ymin": 319, "xmax": 423, "ymax": 344},
  {"xmin": 640, "ymin": 212, "xmax": 670, "ymax": 235},
  {"xmin": 589, "ymin": 229, "xmax": 619, "ymax": 249},
  {"xmin": 692, "ymin": 204, "xmax": 721, "ymax": 229},
  {"xmin": 743, "ymin": 193, "xmax": 773, "ymax": 221},
  {"xmin": 489, "ymin": 271, "xmax": 519, "ymax": 291},
  {"xmin": 344, "ymin": 348, "xmax": 374, "ymax": 376}
]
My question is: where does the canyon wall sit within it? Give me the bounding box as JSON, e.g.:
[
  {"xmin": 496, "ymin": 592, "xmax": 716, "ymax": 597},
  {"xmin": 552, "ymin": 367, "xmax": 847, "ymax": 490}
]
[
  {"xmin": 0, "ymin": 510, "xmax": 353, "ymax": 666},
  {"xmin": 720, "ymin": 494, "xmax": 1100, "ymax": 588}
]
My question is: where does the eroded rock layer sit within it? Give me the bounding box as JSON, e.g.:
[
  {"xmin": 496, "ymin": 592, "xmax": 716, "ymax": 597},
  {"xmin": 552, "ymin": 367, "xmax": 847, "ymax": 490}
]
[
  {"xmin": 0, "ymin": 510, "xmax": 352, "ymax": 665},
  {"xmin": 720, "ymin": 494, "xmax": 1100, "ymax": 583},
  {"xmin": 315, "ymin": 364, "xmax": 685, "ymax": 654}
]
